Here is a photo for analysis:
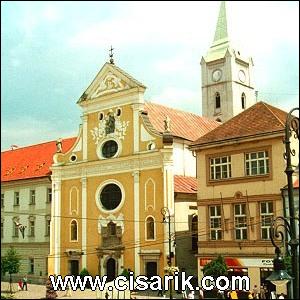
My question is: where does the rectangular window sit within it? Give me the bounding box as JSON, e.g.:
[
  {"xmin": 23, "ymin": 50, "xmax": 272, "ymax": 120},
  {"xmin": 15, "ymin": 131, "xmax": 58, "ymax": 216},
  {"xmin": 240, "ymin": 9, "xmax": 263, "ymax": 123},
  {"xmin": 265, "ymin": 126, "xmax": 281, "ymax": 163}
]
[
  {"xmin": 209, "ymin": 205, "xmax": 222, "ymax": 240},
  {"xmin": 45, "ymin": 218, "xmax": 51, "ymax": 237},
  {"xmin": 1, "ymin": 219, "xmax": 4, "ymax": 239},
  {"xmin": 210, "ymin": 156, "xmax": 231, "ymax": 180},
  {"xmin": 14, "ymin": 192, "xmax": 20, "ymax": 206},
  {"xmin": 47, "ymin": 188, "xmax": 52, "ymax": 203},
  {"xmin": 29, "ymin": 220, "xmax": 35, "ymax": 237},
  {"xmin": 234, "ymin": 203, "xmax": 247, "ymax": 240},
  {"xmin": 260, "ymin": 202, "xmax": 273, "ymax": 240},
  {"xmin": 29, "ymin": 258, "xmax": 34, "ymax": 274},
  {"xmin": 1, "ymin": 193, "xmax": 4, "ymax": 208},
  {"xmin": 13, "ymin": 220, "xmax": 19, "ymax": 237},
  {"xmin": 245, "ymin": 151, "xmax": 269, "ymax": 176},
  {"xmin": 29, "ymin": 190, "xmax": 35, "ymax": 205}
]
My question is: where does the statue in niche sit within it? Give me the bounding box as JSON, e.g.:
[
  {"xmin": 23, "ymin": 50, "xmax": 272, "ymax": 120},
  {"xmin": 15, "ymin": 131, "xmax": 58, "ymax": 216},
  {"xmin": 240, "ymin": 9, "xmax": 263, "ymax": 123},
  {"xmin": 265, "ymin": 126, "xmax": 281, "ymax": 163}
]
[{"xmin": 105, "ymin": 113, "xmax": 115, "ymax": 135}]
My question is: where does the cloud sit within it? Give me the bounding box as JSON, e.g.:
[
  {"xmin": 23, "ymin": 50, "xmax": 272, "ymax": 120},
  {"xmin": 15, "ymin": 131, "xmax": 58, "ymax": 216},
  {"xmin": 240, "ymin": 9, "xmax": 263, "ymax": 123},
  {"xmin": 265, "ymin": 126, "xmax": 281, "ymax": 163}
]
[{"xmin": 1, "ymin": 117, "xmax": 76, "ymax": 151}]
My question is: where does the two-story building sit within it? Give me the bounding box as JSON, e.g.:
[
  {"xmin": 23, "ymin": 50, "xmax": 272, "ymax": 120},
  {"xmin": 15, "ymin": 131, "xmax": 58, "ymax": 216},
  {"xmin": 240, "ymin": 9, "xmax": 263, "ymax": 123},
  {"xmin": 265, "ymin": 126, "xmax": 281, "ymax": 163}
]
[
  {"xmin": 1, "ymin": 138, "xmax": 75, "ymax": 282},
  {"xmin": 190, "ymin": 101, "xmax": 299, "ymax": 294}
]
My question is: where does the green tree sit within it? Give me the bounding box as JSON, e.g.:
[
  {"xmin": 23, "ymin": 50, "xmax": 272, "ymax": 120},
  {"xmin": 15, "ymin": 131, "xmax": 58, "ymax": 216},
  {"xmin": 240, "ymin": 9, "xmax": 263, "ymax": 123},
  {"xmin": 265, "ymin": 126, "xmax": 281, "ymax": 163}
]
[
  {"xmin": 2, "ymin": 247, "xmax": 21, "ymax": 294},
  {"xmin": 203, "ymin": 255, "xmax": 228, "ymax": 278}
]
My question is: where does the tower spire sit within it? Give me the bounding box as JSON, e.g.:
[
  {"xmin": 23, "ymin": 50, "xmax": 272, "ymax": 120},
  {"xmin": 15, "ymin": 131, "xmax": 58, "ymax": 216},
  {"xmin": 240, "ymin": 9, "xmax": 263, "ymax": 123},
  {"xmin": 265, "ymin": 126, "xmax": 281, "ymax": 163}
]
[{"xmin": 212, "ymin": 1, "xmax": 229, "ymax": 47}]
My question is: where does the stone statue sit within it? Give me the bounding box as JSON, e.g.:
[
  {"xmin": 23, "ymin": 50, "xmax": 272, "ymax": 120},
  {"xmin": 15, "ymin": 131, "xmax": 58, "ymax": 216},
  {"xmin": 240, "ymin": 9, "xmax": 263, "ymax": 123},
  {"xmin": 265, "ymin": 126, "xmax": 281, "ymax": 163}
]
[
  {"xmin": 105, "ymin": 113, "xmax": 115, "ymax": 135},
  {"xmin": 164, "ymin": 115, "xmax": 171, "ymax": 132},
  {"xmin": 56, "ymin": 138, "xmax": 62, "ymax": 153}
]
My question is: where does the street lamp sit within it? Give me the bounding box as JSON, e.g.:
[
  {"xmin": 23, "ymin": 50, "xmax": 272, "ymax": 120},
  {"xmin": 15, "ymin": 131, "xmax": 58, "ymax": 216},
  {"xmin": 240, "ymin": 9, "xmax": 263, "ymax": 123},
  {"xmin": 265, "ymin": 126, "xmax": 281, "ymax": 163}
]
[
  {"xmin": 267, "ymin": 107, "xmax": 299, "ymax": 299},
  {"xmin": 161, "ymin": 206, "xmax": 173, "ymax": 300}
]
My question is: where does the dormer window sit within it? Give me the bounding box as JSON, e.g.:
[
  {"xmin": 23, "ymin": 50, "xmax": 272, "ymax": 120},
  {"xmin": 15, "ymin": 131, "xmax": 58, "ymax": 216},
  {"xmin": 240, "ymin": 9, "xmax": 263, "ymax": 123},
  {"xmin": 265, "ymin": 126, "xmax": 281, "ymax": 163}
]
[
  {"xmin": 215, "ymin": 92, "xmax": 221, "ymax": 109},
  {"xmin": 241, "ymin": 93, "xmax": 246, "ymax": 109}
]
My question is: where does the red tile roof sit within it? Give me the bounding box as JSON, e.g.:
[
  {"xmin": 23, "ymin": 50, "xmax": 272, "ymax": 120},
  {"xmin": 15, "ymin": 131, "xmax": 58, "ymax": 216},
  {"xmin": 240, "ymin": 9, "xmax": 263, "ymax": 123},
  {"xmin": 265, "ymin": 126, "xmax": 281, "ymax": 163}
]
[
  {"xmin": 1, "ymin": 138, "xmax": 76, "ymax": 182},
  {"xmin": 191, "ymin": 102, "xmax": 288, "ymax": 147},
  {"xmin": 145, "ymin": 102, "xmax": 220, "ymax": 141},
  {"xmin": 174, "ymin": 175, "xmax": 197, "ymax": 194},
  {"xmin": 1, "ymin": 102, "xmax": 219, "ymax": 182}
]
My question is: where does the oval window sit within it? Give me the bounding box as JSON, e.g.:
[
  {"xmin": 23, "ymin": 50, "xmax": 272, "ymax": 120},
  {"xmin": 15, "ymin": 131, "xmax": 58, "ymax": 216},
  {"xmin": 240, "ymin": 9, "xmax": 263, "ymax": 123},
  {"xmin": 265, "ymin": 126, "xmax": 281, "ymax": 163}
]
[
  {"xmin": 102, "ymin": 140, "xmax": 118, "ymax": 158},
  {"xmin": 100, "ymin": 184, "xmax": 122, "ymax": 210}
]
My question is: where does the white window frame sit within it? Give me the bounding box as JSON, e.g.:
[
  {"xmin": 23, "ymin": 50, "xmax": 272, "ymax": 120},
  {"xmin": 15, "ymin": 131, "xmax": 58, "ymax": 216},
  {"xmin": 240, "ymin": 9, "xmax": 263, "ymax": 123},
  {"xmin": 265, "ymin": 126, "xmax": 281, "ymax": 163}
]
[
  {"xmin": 210, "ymin": 156, "xmax": 231, "ymax": 180},
  {"xmin": 245, "ymin": 151, "xmax": 269, "ymax": 176},
  {"xmin": 28, "ymin": 217, "xmax": 35, "ymax": 237},
  {"xmin": 70, "ymin": 219, "xmax": 78, "ymax": 242},
  {"xmin": 145, "ymin": 215, "xmax": 156, "ymax": 241},
  {"xmin": 30, "ymin": 190, "xmax": 35, "ymax": 205},
  {"xmin": 260, "ymin": 202, "xmax": 274, "ymax": 240},
  {"xmin": 209, "ymin": 206, "xmax": 222, "ymax": 240},
  {"xmin": 13, "ymin": 218, "xmax": 19, "ymax": 237},
  {"xmin": 234, "ymin": 203, "xmax": 247, "ymax": 240},
  {"xmin": 14, "ymin": 192, "xmax": 20, "ymax": 206},
  {"xmin": 47, "ymin": 188, "xmax": 52, "ymax": 203}
]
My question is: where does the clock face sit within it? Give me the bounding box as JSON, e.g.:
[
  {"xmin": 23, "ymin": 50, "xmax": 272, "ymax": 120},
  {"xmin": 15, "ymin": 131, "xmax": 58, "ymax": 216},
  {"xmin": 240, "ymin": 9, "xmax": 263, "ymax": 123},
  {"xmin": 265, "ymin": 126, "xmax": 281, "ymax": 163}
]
[
  {"xmin": 238, "ymin": 70, "xmax": 246, "ymax": 83},
  {"xmin": 212, "ymin": 69, "xmax": 222, "ymax": 82}
]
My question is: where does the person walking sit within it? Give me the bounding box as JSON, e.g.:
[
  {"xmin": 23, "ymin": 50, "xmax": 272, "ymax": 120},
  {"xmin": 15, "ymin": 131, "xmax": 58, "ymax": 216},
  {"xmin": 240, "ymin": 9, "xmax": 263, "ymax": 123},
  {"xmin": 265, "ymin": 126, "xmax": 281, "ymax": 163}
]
[{"xmin": 22, "ymin": 275, "xmax": 28, "ymax": 291}]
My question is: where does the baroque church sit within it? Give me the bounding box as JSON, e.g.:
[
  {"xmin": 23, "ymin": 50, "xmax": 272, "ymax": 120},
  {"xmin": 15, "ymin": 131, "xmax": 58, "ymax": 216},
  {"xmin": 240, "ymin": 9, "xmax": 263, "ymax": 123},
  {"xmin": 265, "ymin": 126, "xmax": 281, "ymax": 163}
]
[
  {"xmin": 3, "ymin": 1, "xmax": 285, "ymax": 286},
  {"xmin": 48, "ymin": 1, "xmax": 257, "ymax": 278}
]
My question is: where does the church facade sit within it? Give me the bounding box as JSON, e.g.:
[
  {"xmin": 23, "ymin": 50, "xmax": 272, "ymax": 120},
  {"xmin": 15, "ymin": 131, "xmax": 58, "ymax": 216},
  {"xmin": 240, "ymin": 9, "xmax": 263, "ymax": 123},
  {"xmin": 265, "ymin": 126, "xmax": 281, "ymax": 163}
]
[{"xmin": 48, "ymin": 62, "xmax": 218, "ymax": 278}]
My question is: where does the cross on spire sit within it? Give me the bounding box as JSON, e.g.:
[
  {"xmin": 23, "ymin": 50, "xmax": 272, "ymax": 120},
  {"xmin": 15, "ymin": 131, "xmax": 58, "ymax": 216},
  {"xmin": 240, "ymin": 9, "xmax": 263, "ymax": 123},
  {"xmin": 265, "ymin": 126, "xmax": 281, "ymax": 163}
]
[{"xmin": 109, "ymin": 46, "xmax": 114, "ymax": 64}]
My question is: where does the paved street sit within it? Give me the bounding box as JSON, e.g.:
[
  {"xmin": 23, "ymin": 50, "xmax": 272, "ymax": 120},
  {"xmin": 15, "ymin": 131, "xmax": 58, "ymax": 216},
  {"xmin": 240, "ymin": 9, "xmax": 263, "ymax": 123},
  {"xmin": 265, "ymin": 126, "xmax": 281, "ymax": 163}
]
[{"xmin": 1, "ymin": 282, "xmax": 185, "ymax": 299}]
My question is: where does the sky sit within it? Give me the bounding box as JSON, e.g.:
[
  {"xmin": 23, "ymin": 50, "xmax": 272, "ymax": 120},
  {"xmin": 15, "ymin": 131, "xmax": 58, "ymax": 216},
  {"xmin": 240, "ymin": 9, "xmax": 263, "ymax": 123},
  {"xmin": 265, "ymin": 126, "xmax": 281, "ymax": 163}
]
[{"xmin": 1, "ymin": 1, "xmax": 299, "ymax": 151}]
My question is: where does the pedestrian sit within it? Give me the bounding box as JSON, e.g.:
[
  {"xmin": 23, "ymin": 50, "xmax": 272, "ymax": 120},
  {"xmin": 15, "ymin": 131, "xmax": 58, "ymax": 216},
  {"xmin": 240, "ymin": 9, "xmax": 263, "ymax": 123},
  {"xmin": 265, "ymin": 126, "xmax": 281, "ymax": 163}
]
[
  {"xmin": 259, "ymin": 286, "xmax": 266, "ymax": 299},
  {"xmin": 278, "ymin": 293, "xmax": 285, "ymax": 299},
  {"xmin": 252, "ymin": 285, "xmax": 259, "ymax": 299},
  {"xmin": 188, "ymin": 290, "xmax": 195, "ymax": 299},
  {"xmin": 229, "ymin": 289, "xmax": 238, "ymax": 299},
  {"xmin": 198, "ymin": 288, "xmax": 204, "ymax": 299},
  {"xmin": 18, "ymin": 279, "xmax": 23, "ymax": 291},
  {"xmin": 248, "ymin": 291, "xmax": 253, "ymax": 299},
  {"xmin": 22, "ymin": 275, "xmax": 28, "ymax": 291}
]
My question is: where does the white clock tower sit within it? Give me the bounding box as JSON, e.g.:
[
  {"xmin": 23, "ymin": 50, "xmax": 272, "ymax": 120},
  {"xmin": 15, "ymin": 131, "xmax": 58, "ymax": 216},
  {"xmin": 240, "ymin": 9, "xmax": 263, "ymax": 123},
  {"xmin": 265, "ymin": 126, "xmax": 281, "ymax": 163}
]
[{"xmin": 201, "ymin": 1, "xmax": 256, "ymax": 122}]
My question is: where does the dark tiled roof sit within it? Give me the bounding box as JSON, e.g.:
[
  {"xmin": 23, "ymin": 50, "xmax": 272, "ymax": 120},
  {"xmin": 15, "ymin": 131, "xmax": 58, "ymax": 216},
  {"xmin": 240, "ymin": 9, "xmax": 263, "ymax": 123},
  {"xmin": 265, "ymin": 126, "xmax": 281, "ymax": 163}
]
[{"xmin": 191, "ymin": 102, "xmax": 288, "ymax": 147}]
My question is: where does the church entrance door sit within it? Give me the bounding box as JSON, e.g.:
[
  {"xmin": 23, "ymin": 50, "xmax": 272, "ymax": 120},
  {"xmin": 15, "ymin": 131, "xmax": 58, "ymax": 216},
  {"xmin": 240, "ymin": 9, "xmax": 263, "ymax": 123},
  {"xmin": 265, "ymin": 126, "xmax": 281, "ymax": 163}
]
[
  {"xmin": 146, "ymin": 261, "xmax": 157, "ymax": 278},
  {"xmin": 106, "ymin": 258, "xmax": 116, "ymax": 282}
]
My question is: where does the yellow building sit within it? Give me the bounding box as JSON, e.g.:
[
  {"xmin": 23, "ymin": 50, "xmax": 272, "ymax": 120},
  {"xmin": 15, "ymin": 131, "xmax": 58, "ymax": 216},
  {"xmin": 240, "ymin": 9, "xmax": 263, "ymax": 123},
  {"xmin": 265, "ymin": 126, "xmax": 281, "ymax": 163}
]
[
  {"xmin": 190, "ymin": 102, "xmax": 299, "ymax": 294},
  {"xmin": 48, "ymin": 61, "xmax": 219, "ymax": 278}
]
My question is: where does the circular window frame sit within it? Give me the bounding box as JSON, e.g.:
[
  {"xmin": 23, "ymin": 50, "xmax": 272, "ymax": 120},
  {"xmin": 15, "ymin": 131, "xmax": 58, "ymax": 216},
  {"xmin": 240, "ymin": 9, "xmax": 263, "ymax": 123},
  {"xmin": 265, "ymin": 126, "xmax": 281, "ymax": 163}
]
[
  {"xmin": 95, "ymin": 180, "xmax": 125, "ymax": 214},
  {"xmin": 69, "ymin": 153, "xmax": 77, "ymax": 163},
  {"xmin": 96, "ymin": 138, "xmax": 122, "ymax": 160}
]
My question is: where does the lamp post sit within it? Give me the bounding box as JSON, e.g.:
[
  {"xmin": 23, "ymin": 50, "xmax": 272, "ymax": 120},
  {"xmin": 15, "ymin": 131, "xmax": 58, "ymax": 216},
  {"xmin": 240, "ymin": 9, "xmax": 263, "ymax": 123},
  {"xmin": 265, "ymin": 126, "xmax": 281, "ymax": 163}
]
[
  {"xmin": 161, "ymin": 207, "xmax": 173, "ymax": 300},
  {"xmin": 267, "ymin": 107, "xmax": 299, "ymax": 299}
]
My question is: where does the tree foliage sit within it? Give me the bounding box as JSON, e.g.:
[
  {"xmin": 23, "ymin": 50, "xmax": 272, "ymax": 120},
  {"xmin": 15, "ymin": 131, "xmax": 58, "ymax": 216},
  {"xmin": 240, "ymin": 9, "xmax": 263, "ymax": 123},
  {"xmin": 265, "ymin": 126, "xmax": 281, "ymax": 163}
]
[
  {"xmin": 2, "ymin": 247, "xmax": 21, "ymax": 275},
  {"xmin": 203, "ymin": 255, "xmax": 228, "ymax": 278},
  {"xmin": 79, "ymin": 268, "xmax": 90, "ymax": 277}
]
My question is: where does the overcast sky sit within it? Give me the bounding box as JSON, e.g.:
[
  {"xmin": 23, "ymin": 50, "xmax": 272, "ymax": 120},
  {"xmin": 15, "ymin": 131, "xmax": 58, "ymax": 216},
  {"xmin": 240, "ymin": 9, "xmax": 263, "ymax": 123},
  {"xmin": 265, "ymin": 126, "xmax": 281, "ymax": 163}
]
[{"xmin": 1, "ymin": 1, "xmax": 299, "ymax": 151}]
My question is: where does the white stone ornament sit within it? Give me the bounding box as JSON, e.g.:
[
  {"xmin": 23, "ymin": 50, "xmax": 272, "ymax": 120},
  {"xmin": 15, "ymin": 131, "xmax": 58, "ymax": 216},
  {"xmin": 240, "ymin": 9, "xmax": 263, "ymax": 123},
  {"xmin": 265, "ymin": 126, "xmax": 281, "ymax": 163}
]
[
  {"xmin": 90, "ymin": 110, "xmax": 129, "ymax": 145},
  {"xmin": 91, "ymin": 72, "xmax": 130, "ymax": 98},
  {"xmin": 98, "ymin": 213, "xmax": 125, "ymax": 234}
]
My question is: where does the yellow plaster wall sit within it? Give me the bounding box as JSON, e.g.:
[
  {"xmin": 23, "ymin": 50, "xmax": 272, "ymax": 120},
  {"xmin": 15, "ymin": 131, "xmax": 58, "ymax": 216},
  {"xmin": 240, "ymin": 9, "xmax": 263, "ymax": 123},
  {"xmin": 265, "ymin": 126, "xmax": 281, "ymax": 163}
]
[
  {"xmin": 87, "ymin": 105, "xmax": 134, "ymax": 161},
  {"xmin": 196, "ymin": 138, "xmax": 287, "ymax": 200}
]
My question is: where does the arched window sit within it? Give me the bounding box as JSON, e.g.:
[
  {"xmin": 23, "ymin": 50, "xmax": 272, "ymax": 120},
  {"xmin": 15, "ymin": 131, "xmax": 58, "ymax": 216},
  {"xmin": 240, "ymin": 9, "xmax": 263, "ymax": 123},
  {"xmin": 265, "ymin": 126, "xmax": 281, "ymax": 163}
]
[
  {"xmin": 241, "ymin": 93, "xmax": 246, "ymax": 109},
  {"xmin": 70, "ymin": 220, "xmax": 78, "ymax": 241},
  {"xmin": 191, "ymin": 215, "xmax": 198, "ymax": 251},
  {"xmin": 146, "ymin": 216, "xmax": 155, "ymax": 240},
  {"xmin": 215, "ymin": 92, "xmax": 221, "ymax": 109}
]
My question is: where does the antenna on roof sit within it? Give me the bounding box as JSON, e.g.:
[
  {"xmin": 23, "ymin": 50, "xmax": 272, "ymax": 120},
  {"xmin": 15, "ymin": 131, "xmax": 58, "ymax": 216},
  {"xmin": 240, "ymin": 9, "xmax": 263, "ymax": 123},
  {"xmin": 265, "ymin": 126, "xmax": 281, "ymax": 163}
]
[{"xmin": 10, "ymin": 145, "xmax": 18, "ymax": 150}]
